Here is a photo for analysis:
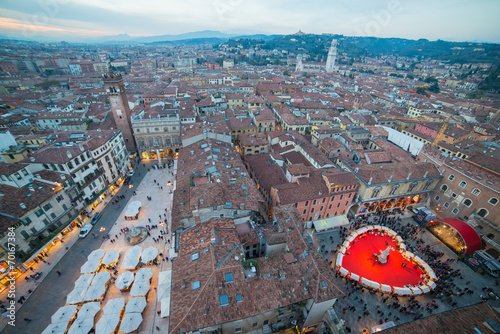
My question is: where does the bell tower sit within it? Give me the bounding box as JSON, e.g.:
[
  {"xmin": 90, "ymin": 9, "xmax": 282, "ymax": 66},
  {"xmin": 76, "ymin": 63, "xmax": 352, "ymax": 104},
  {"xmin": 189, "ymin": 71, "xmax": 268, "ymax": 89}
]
[
  {"xmin": 102, "ymin": 72, "xmax": 137, "ymax": 153},
  {"xmin": 325, "ymin": 39, "xmax": 337, "ymax": 73}
]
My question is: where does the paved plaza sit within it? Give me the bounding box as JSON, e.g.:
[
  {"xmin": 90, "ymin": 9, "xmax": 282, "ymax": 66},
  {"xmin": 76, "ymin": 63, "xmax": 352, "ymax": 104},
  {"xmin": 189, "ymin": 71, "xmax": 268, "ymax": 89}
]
[
  {"xmin": 315, "ymin": 213, "xmax": 500, "ymax": 334},
  {"xmin": 0, "ymin": 160, "xmax": 175, "ymax": 334}
]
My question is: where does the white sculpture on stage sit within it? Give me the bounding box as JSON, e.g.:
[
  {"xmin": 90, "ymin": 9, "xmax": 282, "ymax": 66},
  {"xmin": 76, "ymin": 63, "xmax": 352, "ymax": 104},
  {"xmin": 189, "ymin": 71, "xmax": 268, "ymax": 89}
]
[{"xmin": 377, "ymin": 246, "xmax": 392, "ymax": 264}]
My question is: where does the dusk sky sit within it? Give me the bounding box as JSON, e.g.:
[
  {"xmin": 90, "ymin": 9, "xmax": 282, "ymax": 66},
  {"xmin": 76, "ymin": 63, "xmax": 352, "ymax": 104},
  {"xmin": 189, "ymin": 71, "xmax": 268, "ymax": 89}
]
[{"xmin": 0, "ymin": 0, "xmax": 499, "ymax": 42}]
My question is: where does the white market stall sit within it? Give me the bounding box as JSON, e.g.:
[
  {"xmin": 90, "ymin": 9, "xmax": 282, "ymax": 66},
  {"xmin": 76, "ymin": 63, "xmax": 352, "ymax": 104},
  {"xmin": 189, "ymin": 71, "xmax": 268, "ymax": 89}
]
[
  {"xmin": 121, "ymin": 246, "xmax": 142, "ymax": 270},
  {"xmin": 115, "ymin": 271, "xmax": 135, "ymax": 291},
  {"xmin": 157, "ymin": 270, "xmax": 172, "ymax": 302},
  {"xmin": 124, "ymin": 201, "xmax": 142, "ymax": 220},
  {"xmin": 120, "ymin": 313, "xmax": 143, "ymax": 333},
  {"xmin": 160, "ymin": 297, "xmax": 170, "ymax": 318}
]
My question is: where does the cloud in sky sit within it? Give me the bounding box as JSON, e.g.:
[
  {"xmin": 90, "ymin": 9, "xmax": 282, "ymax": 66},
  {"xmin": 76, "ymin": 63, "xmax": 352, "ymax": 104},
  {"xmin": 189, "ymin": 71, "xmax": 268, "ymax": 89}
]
[{"xmin": 0, "ymin": 0, "xmax": 499, "ymax": 42}]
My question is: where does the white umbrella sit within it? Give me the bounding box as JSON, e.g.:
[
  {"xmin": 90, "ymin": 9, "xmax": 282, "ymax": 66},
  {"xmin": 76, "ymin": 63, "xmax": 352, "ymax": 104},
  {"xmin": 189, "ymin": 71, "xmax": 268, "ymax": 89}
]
[
  {"xmin": 42, "ymin": 323, "xmax": 68, "ymax": 334},
  {"xmin": 80, "ymin": 259, "xmax": 101, "ymax": 274},
  {"xmin": 125, "ymin": 297, "xmax": 147, "ymax": 314},
  {"xmin": 75, "ymin": 274, "xmax": 95, "ymax": 289},
  {"xmin": 51, "ymin": 305, "xmax": 78, "ymax": 324},
  {"xmin": 92, "ymin": 271, "xmax": 111, "ymax": 287},
  {"xmin": 103, "ymin": 298, "xmax": 125, "ymax": 315},
  {"xmin": 84, "ymin": 283, "xmax": 106, "ymax": 302},
  {"xmin": 77, "ymin": 302, "xmax": 101, "ymax": 320},
  {"xmin": 88, "ymin": 249, "xmax": 105, "ymax": 262},
  {"xmin": 66, "ymin": 286, "xmax": 88, "ymax": 305},
  {"xmin": 140, "ymin": 247, "xmax": 159, "ymax": 263},
  {"xmin": 95, "ymin": 313, "xmax": 120, "ymax": 334},
  {"xmin": 135, "ymin": 268, "xmax": 153, "ymax": 282},
  {"xmin": 67, "ymin": 317, "xmax": 94, "ymax": 334},
  {"xmin": 121, "ymin": 246, "xmax": 142, "ymax": 270},
  {"xmin": 160, "ymin": 297, "xmax": 170, "ymax": 318},
  {"xmin": 120, "ymin": 313, "xmax": 143, "ymax": 333},
  {"xmin": 102, "ymin": 249, "xmax": 120, "ymax": 266},
  {"xmin": 115, "ymin": 271, "xmax": 135, "ymax": 290},
  {"xmin": 130, "ymin": 281, "xmax": 151, "ymax": 297}
]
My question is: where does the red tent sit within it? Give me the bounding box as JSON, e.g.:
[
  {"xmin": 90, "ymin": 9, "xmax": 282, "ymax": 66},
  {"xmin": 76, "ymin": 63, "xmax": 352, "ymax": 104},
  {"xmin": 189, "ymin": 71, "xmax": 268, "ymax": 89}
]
[{"xmin": 436, "ymin": 218, "xmax": 482, "ymax": 255}]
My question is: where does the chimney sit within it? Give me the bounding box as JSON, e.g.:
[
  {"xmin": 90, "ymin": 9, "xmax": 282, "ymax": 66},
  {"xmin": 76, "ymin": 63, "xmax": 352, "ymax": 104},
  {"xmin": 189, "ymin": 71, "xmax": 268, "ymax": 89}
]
[
  {"xmin": 406, "ymin": 172, "xmax": 412, "ymax": 180},
  {"xmin": 66, "ymin": 150, "xmax": 72, "ymax": 159},
  {"xmin": 20, "ymin": 203, "xmax": 26, "ymax": 209},
  {"xmin": 368, "ymin": 177, "xmax": 372, "ymax": 185}
]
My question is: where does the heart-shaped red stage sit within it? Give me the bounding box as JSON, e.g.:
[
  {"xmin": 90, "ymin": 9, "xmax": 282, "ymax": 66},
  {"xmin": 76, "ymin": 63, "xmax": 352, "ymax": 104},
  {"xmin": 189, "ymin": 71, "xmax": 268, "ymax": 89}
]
[{"xmin": 335, "ymin": 225, "xmax": 436, "ymax": 295}]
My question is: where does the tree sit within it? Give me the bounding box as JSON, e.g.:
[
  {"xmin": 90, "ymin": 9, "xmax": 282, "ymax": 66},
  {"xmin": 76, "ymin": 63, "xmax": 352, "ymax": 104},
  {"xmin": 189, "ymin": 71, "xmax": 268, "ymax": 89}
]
[
  {"xmin": 428, "ymin": 82, "xmax": 440, "ymax": 93},
  {"xmin": 416, "ymin": 87, "xmax": 427, "ymax": 95}
]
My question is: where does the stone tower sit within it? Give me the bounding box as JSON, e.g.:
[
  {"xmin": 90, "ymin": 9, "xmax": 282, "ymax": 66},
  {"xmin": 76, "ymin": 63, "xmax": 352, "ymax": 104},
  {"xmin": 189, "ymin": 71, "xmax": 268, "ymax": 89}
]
[
  {"xmin": 102, "ymin": 72, "xmax": 137, "ymax": 153},
  {"xmin": 325, "ymin": 39, "xmax": 337, "ymax": 73}
]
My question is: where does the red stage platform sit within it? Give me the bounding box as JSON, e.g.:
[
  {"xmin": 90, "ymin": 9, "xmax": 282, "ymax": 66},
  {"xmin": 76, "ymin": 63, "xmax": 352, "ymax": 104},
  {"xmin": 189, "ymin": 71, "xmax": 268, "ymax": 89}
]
[{"xmin": 342, "ymin": 233, "xmax": 424, "ymax": 287}]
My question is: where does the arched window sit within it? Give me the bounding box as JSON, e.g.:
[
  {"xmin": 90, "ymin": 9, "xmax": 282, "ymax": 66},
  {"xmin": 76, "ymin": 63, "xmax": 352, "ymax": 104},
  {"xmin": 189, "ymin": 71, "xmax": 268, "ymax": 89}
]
[
  {"xmin": 371, "ymin": 187, "xmax": 382, "ymax": 198},
  {"xmin": 472, "ymin": 188, "xmax": 481, "ymax": 196},
  {"xmin": 389, "ymin": 185, "xmax": 400, "ymax": 195},
  {"xmin": 459, "ymin": 181, "xmax": 467, "ymax": 188},
  {"xmin": 489, "ymin": 198, "xmax": 498, "ymax": 206},
  {"xmin": 408, "ymin": 182, "xmax": 418, "ymax": 193},
  {"xmin": 477, "ymin": 208, "xmax": 488, "ymax": 218},
  {"xmin": 423, "ymin": 180, "xmax": 433, "ymax": 191},
  {"xmin": 448, "ymin": 174, "xmax": 455, "ymax": 181},
  {"xmin": 440, "ymin": 184, "xmax": 448, "ymax": 192},
  {"xmin": 463, "ymin": 199, "xmax": 472, "ymax": 207}
]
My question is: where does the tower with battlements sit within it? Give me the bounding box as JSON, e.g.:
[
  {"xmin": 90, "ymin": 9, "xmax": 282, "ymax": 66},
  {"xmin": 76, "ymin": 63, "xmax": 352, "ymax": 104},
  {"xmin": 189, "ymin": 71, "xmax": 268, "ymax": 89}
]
[
  {"xmin": 102, "ymin": 72, "xmax": 137, "ymax": 153},
  {"xmin": 325, "ymin": 39, "xmax": 337, "ymax": 73}
]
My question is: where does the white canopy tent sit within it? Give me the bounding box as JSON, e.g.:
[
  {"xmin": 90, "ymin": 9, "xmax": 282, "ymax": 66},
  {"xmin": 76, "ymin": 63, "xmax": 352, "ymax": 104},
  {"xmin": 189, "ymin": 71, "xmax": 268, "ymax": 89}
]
[
  {"xmin": 135, "ymin": 268, "xmax": 153, "ymax": 282},
  {"xmin": 125, "ymin": 297, "xmax": 147, "ymax": 314},
  {"xmin": 74, "ymin": 274, "xmax": 94, "ymax": 289},
  {"xmin": 121, "ymin": 246, "xmax": 142, "ymax": 270},
  {"xmin": 67, "ymin": 317, "xmax": 94, "ymax": 334},
  {"xmin": 336, "ymin": 253, "xmax": 344, "ymax": 267},
  {"xmin": 130, "ymin": 281, "xmax": 151, "ymax": 297},
  {"xmin": 51, "ymin": 305, "xmax": 78, "ymax": 325},
  {"xmin": 160, "ymin": 297, "xmax": 170, "ymax": 318},
  {"xmin": 420, "ymin": 285, "xmax": 431, "ymax": 293},
  {"xmin": 157, "ymin": 270, "xmax": 172, "ymax": 302},
  {"xmin": 92, "ymin": 271, "xmax": 111, "ymax": 287},
  {"xmin": 427, "ymin": 281, "xmax": 437, "ymax": 289},
  {"xmin": 66, "ymin": 286, "xmax": 88, "ymax": 305},
  {"xmin": 120, "ymin": 313, "xmax": 143, "ymax": 333},
  {"xmin": 77, "ymin": 302, "xmax": 101, "ymax": 320},
  {"xmin": 349, "ymin": 273, "xmax": 360, "ymax": 282},
  {"xmin": 140, "ymin": 247, "xmax": 159, "ymax": 263},
  {"xmin": 115, "ymin": 271, "xmax": 135, "ymax": 290},
  {"xmin": 381, "ymin": 284, "xmax": 393, "ymax": 293},
  {"xmin": 102, "ymin": 249, "xmax": 120, "ymax": 266},
  {"xmin": 393, "ymin": 287, "xmax": 407, "ymax": 295},
  {"xmin": 103, "ymin": 298, "xmax": 125, "ymax": 315},
  {"xmin": 42, "ymin": 323, "xmax": 68, "ymax": 334},
  {"xmin": 314, "ymin": 214, "xmax": 350, "ymax": 231},
  {"xmin": 88, "ymin": 249, "xmax": 105, "ymax": 262},
  {"xmin": 338, "ymin": 267, "xmax": 349, "ymax": 276},
  {"xmin": 95, "ymin": 313, "xmax": 121, "ymax": 334},
  {"xmin": 411, "ymin": 287, "xmax": 423, "ymax": 295}
]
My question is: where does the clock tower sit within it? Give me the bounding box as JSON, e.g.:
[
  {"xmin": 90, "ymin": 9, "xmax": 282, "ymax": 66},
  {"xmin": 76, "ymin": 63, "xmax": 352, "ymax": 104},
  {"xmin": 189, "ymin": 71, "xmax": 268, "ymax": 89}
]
[{"xmin": 102, "ymin": 72, "xmax": 137, "ymax": 153}]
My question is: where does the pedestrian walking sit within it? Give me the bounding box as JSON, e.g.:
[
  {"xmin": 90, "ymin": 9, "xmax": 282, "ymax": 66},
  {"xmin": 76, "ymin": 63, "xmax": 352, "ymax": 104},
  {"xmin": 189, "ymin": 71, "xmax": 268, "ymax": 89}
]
[{"xmin": 56, "ymin": 270, "xmax": 62, "ymax": 276}]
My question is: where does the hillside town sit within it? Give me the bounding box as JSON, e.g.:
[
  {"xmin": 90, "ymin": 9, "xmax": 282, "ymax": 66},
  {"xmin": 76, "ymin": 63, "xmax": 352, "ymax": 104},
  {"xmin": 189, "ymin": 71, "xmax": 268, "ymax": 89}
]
[{"xmin": 0, "ymin": 35, "xmax": 499, "ymax": 334}]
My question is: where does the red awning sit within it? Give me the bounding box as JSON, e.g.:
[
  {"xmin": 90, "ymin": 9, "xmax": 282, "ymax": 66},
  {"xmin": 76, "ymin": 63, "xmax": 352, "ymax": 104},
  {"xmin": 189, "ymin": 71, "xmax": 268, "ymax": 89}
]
[{"xmin": 438, "ymin": 218, "xmax": 482, "ymax": 255}]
